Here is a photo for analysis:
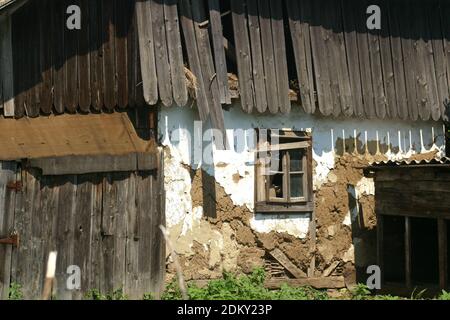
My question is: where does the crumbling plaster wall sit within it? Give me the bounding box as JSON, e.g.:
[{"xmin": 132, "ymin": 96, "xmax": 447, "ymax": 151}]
[{"xmin": 159, "ymin": 104, "xmax": 445, "ymax": 282}]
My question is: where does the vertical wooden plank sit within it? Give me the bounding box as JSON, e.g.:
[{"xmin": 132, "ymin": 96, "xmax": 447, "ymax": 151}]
[
  {"xmin": 89, "ymin": 0, "xmax": 104, "ymax": 111},
  {"xmin": 377, "ymin": 214, "xmax": 384, "ymax": 286},
  {"xmin": 27, "ymin": 1, "xmax": 41, "ymax": 118},
  {"xmin": 387, "ymin": 0, "xmax": 409, "ymax": 120},
  {"xmin": 165, "ymin": 0, "xmax": 188, "ymax": 107},
  {"xmin": 411, "ymin": 0, "xmax": 437, "ymax": 121},
  {"xmin": 127, "ymin": 0, "xmax": 138, "ymax": 108},
  {"xmin": 231, "ymin": 0, "xmax": 255, "ymax": 114},
  {"xmin": 179, "ymin": 0, "xmax": 210, "ymax": 121},
  {"xmin": 39, "ymin": 0, "xmax": 54, "ymax": 115},
  {"xmin": 429, "ymin": 1, "xmax": 448, "ymax": 120},
  {"xmin": 88, "ymin": 174, "xmax": 103, "ymax": 295},
  {"xmin": 151, "ymin": 0, "xmax": 173, "ymax": 107},
  {"xmin": 192, "ymin": 0, "xmax": 225, "ymax": 135},
  {"xmin": 112, "ymin": 172, "xmax": 128, "ymax": 294},
  {"xmin": 38, "ymin": 175, "xmax": 59, "ymax": 300},
  {"xmin": 78, "ymin": 0, "xmax": 92, "ymax": 112},
  {"xmin": 0, "ymin": 162, "xmax": 17, "ymax": 300},
  {"xmin": 0, "ymin": 15, "xmax": 15, "ymax": 117},
  {"xmin": 115, "ymin": 0, "xmax": 129, "ymax": 109},
  {"xmin": 136, "ymin": 171, "xmax": 152, "ymax": 296},
  {"xmin": 72, "ymin": 175, "xmax": 94, "ymax": 299},
  {"xmin": 12, "ymin": 169, "xmax": 39, "ymax": 299},
  {"xmin": 11, "ymin": 6, "xmax": 27, "ymax": 118},
  {"xmin": 100, "ymin": 173, "xmax": 115, "ymax": 295},
  {"xmin": 441, "ymin": 0, "xmax": 450, "ymax": 121},
  {"xmin": 270, "ymin": 0, "xmax": 290, "ymax": 114},
  {"xmin": 328, "ymin": 0, "xmax": 353, "ymax": 117},
  {"xmin": 405, "ymin": 216, "xmax": 412, "ymax": 289},
  {"xmin": 52, "ymin": 0, "xmax": 66, "ymax": 114},
  {"xmin": 124, "ymin": 172, "xmax": 140, "ymax": 298},
  {"xmin": 135, "ymin": 0, "xmax": 159, "ymax": 105},
  {"xmin": 286, "ymin": 0, "xmax": 315, "ymax": 114},
  {"xmin": 64, "ymin": 0, "xmax": 79, "ymax": 113},
  {"xmin": 247, "ymin": 0, "xmax": 268, "ymax": 113},
  {"xmin": 399, "ymin": 0, "xmax": 419, "ymax": 121},
  {"xmin": 102, "ymin": 0, "xmax": 117, "ymax": 110},
  {"xmin": 208, "ymin": 0, "xmax": 230, "ymax": 105},
  {"xmin": 258, "ymin": 0, "xmax": 278, "ymax": 114},
  {"xmin": 309, "ymin": 0, "xmax": 333, "ymax": 116},
  {"xmin": 355, "ymin": 0, "xmax": 376, "ymax": 119},
  {"xmin": 341, "ymin": 0, "xmax": 363, "ymax": 118},
  {"xmin": 365, "ymin": 0, "xmax": 386, "ymax": 119},
  {"xmin": 379, "ymin": 0, "xmax": 398, "ymax": 119},
  {"xmin": 438, "ymin": 219, "xmax": 448, "ymax": 290},
  {"xmin": 55, "ymin": 175, "xmax": 77, "ymax": 300}
]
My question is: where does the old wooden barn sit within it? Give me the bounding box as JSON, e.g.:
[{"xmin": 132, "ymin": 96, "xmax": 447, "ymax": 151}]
[{"xmin": 0, "ymin": 0, "xmax": 449, "ymax": 299}]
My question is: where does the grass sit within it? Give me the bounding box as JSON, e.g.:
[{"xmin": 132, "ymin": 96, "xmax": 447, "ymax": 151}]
[{"xmin": 8, "ymin": 269, "xmax": 450, "ymax": 300}]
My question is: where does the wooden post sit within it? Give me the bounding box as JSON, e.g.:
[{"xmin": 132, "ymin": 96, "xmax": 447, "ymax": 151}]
[
  {"xmin": 438, "ymin": 219, "xmax": 448, "ymax": 290},
  {"xmin": 405, "ymin": 216, "xmax": 412, "ymax": 289},
  {"xmin": 377, "ymin": 214, "xmax": 384, "ymax": 285},
  {"xmin": 0, "ymin": 15, "xmax": 15, "ymax": 117}
]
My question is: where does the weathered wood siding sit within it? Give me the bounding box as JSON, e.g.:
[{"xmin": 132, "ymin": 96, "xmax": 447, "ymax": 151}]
[
  {"xmin": 3, "ymin": 0, "xmax": 450, "ymax": 121},
  {"xmin": 0, "ymin": 162, "xmax": 165, "ymax": 300}
]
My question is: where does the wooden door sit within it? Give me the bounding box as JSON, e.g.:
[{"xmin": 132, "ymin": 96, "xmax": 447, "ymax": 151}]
[{"xmin": 0, "ymin": 164, "xmax": 165, "ymax": 300}]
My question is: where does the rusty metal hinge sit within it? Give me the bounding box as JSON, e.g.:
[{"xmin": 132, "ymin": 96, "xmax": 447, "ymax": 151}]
[
  {"xmin": 7, "ymin": 180, "xmax": 22, "ymax": 192},
  {"xmin": 0, "ymin": 231, "xmax": 19, "ymax": 247}
]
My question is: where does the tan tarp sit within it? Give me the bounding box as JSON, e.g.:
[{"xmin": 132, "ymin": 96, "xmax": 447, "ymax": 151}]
[{"xmin": 0, "ymin": 112, "xmax": 156, "ymax": 160}]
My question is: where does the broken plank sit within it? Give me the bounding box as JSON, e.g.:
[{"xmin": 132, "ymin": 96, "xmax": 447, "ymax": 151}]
[
  {"xmin": 0, "ymin": 15, "xmax": 14, "ymax": 117},
  {"xmin": 165, "ymin": 0, "xmax": 188, "ymax": 107},
  {"xmin": 247, "ymin": 0, "xmax": 268, "ymax": 113},
  {"xmin": 208, "ymin": 0, "xmax": 231, "ymax": 105},
  {"xmin": 258, "ymin": 0, "xmax": 278, "ymax": 114},
  {"xmin": 231, "ymin": 0, "xmax": 255, "ymax": 113},
  {"xmin": 179, "ymin": 0, "xmax": 210, "ymax": 121},
  {"xmin": 269, "ymin": 248, "xmax": 307, "ymax": 279},
  {"xmin": 151, "ymin": 0, "xmax": 173, "ymax": 107},
  {"xmin": 265, "ymin": 276, "xmax": 345, "ymax": 290},
  {"xmin": 270, "ymin": 0, "xmax": 290, "ymax": 114},
  {"xmin": 135, "ymin": 0, "xmax": 158, "ymax": 105}
]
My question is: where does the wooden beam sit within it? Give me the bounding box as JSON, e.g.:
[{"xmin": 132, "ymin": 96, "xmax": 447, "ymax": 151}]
[
  {"xmin": 438, "ymin": 218, "xmax": 448, "ymax": 290},
  {"xmin": 27, "ymin": 153, "xmax": 158, "ymax": 175},
  {"xmin": 0, "ymin": 14, "xmax": 14, "ymax": 117},
  {"xmin": 264, "ymin": 276, "xmax": 345, "ymax": 290},
  {"xmin": 405, "ymin": 216, "xmax": 412, "ymax": 289},
  {"xmin": 377, "ymin": 213, "xmax": 384, "ymax": 285},
  {"xmin": 269, "ymin": 248, "xmax": 307, "ymax": 278}
]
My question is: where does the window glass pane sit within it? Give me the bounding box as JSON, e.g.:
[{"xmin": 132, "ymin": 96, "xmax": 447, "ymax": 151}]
[
  {"xmin": 290, "ymin": 149, "xmax": 304, "ymax": 172},
  {"xmin": 290, "ymin": 174, "xmax": 304, "ymax": 198},
  {"xmin": 269, "ymin": 173, "xmax": 284, "ymax": 199}
]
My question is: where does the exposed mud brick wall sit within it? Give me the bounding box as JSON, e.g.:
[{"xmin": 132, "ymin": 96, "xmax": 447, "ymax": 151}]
[{"xmin": 160, "ymin": 105, "xmax": 445, "ymax": 285}]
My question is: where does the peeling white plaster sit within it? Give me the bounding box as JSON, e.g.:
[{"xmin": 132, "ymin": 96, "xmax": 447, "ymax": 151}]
[
  {"xmin": 159, "ymin": 104, "xmax": 445, "ymax": 239},
  {"xmin": 250, "ymin": 213, "xmax": 311, "ymax": 238}
]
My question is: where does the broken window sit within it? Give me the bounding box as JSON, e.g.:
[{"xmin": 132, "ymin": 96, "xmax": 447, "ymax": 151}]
[{"xmin": 255, "ymin": 129, "xmax": 313, "ymax": 213}]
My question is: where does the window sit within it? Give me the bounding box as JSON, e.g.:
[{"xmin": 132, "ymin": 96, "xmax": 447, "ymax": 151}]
[{"xmin": 255, "ymin": 129, "xmax": 313, "ymax": 213}]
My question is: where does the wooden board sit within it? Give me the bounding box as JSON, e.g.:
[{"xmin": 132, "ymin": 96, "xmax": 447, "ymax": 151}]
[
  {"xmin": 0, "ymin": 162, "xmax": 17, "ymax": 299},
  {"xmin": 0, "ymin": 15, "xmax": 14, "ymax": 117},
  {"xmin": 135, "ymin": 0, "xmax": 158, "ymax": 105},
  {"xmin": 231, "ymin": 0, "xmax": 255, "ymax": 113},
  {"xmin": 286, "ymin": 0, "xmax": 314, "ymax": 114},
  {"xmin": 208, "ymin": 0, "xmax": 231, "ymax": 105},
  {"xmin": 258, "ymin": 0, "xmax": 278, "ymax": 114},
  {"xmin": 151, "ymin": 0, "xmax": 173, "ymax": 107},
  {"xmin": 270, "ymin": 0, "xmax": 290, "ymax": 114},
  {"xmin": 3, "ymin": 161, "xmax": 165, "ymax": 300},
  {"xmin": 165, "ymin": 0, "xmax": 188, "ymax": 107},
  {"xmin": 269, "ymin": 248, "xmax": 307, "ymax": 278}
]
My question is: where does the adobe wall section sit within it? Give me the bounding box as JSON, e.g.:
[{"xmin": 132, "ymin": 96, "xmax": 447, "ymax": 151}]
[{"xmin": 159, "ymin": 104, "xmax": 444, "ymax": 284}]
